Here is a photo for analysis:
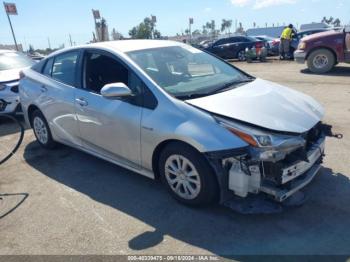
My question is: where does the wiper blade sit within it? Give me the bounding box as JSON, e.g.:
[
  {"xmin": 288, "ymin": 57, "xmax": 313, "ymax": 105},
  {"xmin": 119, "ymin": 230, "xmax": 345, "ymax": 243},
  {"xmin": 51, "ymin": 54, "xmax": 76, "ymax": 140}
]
[{"xmin": 210, "ymin": 78, "xmax": 255, "ymax": 94}]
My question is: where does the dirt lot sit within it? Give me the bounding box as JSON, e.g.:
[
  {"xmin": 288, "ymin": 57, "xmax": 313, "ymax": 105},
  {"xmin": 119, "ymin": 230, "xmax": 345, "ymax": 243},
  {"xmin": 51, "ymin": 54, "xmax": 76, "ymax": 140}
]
[{"xmin": 0, "ymin": 60, "xmax": 350, "ymax": 257}]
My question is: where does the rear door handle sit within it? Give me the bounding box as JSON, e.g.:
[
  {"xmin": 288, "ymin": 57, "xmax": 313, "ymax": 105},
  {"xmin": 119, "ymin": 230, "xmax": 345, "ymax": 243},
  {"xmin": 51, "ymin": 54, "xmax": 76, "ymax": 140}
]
[{"xmin": 75, "ymin": 98, "xmax": 88, "ymax": 107}]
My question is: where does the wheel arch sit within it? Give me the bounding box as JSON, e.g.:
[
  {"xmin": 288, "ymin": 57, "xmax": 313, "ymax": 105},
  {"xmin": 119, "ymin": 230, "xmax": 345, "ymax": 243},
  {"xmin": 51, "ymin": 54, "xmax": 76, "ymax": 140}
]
[
  {"xmin": 306, "ymin": 46, "xmax": 338, "ymax": 62},
  {"xmin": 152, "ymin": 139, "xmax": 212, "ymax": 180},
  {"xmin": 27, "ymin": 104, "xmax": 41, "ymax": 127}
]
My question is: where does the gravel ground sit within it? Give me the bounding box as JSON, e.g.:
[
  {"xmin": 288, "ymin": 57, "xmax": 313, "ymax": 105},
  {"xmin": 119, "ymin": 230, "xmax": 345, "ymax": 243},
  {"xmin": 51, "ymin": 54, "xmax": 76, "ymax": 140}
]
[{"xmin": 0, "ymin": 60, "xmax": 349, "ymax": 258}]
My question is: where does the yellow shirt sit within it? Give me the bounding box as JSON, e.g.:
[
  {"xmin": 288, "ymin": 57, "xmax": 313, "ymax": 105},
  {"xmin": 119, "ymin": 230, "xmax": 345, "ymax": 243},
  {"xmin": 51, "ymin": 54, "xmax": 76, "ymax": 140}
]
[{"xmin": 281, "ymin": 28, "xmax": 293, "ymax": 40}]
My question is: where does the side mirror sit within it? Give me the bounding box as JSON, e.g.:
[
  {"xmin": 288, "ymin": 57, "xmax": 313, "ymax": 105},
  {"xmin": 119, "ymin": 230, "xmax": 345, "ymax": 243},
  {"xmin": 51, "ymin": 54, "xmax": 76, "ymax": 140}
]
[{"xmin": 100, "ymin": 83, "xmax": 132, "ymax": 98}]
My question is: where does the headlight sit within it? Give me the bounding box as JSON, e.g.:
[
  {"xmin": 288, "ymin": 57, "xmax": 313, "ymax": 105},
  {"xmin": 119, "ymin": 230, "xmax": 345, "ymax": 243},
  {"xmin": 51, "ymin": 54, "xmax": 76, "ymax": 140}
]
[
  {"xmin": 0, "ymin": 84, "xmax": 6, "ymax": 91},
  {"xmin": 215, "ymin": 116, "xmax": 304, "ymax": 149},
  {"xmin": 298, "ymin": 42, "xmax": 306, "ymax": 50}
]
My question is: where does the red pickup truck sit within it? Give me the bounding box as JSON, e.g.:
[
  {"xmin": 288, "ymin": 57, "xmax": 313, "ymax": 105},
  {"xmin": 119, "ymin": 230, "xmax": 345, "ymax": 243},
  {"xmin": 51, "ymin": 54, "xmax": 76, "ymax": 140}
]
[{"xmin": 294, "ymin": 26, "xmax": 350, "ymax": 73}]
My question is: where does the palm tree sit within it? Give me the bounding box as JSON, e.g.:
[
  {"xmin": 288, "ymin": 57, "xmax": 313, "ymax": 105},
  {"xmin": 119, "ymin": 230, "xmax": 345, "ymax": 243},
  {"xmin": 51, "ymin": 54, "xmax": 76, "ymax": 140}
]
[{"xmin": 221, "ymin": 19, "xmax": 233, "ymax": 34}]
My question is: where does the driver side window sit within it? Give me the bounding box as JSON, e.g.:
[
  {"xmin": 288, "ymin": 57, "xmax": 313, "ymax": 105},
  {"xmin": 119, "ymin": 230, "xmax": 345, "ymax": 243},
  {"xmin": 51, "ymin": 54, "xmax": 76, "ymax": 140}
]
[{"xmin": 83, "ymin": 51, "xmax": 135, "ymax": 94}]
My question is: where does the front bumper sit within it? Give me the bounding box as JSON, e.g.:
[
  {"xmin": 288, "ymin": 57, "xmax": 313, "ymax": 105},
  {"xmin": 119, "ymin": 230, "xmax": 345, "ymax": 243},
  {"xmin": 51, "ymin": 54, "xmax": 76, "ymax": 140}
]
[
  {"xmin": 294, "ymin": 50, "xmax": 307, "ymax": 64},
  {"xmin": 0, "ymin": 82, "xmax": 20, "ymax": 114}
]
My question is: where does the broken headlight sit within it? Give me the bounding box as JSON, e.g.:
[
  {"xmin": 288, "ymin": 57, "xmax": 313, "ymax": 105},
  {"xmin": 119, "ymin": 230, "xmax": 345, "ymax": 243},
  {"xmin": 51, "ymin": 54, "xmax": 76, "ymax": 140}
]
[{"xmin": 215, "ymin": 116, "xmax": 306, "ymax": 154}]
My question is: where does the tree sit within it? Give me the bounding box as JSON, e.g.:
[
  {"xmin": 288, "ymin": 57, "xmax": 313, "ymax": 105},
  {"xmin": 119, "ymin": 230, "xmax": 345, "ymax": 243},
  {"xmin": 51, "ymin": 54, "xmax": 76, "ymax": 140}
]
[
  {"xmin": 28, "ymin": 45, "xmax": 35, "ymax": 54},
  {"xmin": 192, "ymin": 29, "xmax": 201, "ymax": 36},
  {"xmin": 129, "ymin": 17, "xmax": 161, "ymax": 39},
  {"xmin": 322, "ymin": 16, "xmax": 341, "ymax": 27},
  {"xmin": 235, "ymin": 22, "xmax": 245, "ymax": 34},
  {"xmin": 221, "ymin": 19, "xmax": 233, "ymax": 34}
]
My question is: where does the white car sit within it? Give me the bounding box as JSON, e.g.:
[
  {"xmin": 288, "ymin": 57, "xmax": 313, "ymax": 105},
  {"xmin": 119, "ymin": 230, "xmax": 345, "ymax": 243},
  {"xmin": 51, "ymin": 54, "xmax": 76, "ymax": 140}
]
[
  {"xmin": 0, "ymin": 50, "xmax": 35, "ymax": 114},
  {"xmin": 19, "ymin": 40, "xmax": 328, "ymax": 210}
]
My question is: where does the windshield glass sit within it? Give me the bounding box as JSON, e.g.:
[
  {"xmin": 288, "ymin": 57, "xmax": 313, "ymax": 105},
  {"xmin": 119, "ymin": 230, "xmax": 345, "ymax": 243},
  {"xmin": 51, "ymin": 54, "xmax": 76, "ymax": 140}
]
[
  {"xmin": 127, "ymin": 45, "xmax": 251, "ymax": 98},
  {"xmin": 0, "ymin": 52, "xmax": 34, "ymax": 71}
]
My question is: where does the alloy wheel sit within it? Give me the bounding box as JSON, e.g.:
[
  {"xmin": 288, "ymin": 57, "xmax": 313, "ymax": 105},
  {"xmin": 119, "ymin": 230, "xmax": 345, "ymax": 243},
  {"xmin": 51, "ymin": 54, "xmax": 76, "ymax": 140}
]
[
  {"xmin": 164, "ymin": 155, "xmax": 201, "ymax": 200},
  {"xmin": 33, "ymin": 117, "xmax": 48, "ymax": 144}
]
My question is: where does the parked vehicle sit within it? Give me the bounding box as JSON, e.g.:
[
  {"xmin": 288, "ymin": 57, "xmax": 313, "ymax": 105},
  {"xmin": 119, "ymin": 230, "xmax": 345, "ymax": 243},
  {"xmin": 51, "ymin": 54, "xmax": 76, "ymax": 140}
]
[
  {"xmin": 20, "ymin": 40, "xmax": 327, "ymax": 208},
  {"xmin": 274, "ymin": 28, "xmax": 330, "ymax": 58},
  {"xmin": 253, "ymin": 35, "xmax": 279, "ymax": 56},
  {"xmin": 202, "ymin": 36, "xmax": 265, "ymax": 60},
  {"xmin": 295, "ymin": 27, "xmax": 350, "ymax": 73},
  {"xmin": 0, "ymin": 50, "xmax": 35, "ymax": 114}
]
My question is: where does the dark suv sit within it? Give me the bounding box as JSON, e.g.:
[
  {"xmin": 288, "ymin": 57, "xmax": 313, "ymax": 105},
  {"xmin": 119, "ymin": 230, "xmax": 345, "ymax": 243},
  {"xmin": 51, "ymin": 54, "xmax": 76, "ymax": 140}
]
[{"xmin": 203, "ymin": 36, "xmax": 264, "ymax": 60}]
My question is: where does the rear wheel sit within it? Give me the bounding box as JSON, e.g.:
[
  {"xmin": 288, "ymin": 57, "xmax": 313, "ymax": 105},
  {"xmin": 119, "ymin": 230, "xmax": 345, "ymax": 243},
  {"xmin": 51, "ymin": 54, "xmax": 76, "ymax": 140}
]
[
  {"xmin": 307, "ymin": 49, "xmax": 335, "ymax": 74},
  {"xmin": 159, "ymin": 143, "xmax": 219, "ymax": 206},
  {"xmin": 31, "ymin": 110, "xmax": 56, "ymax": 149},
  {"xmin": 237, "ymin": 50, "xmax": 246, "ymax": 61}
]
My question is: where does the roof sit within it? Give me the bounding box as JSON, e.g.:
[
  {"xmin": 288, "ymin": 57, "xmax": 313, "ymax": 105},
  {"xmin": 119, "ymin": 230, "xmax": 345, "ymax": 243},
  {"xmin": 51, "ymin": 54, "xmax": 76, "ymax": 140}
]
[{"xmin": 89, "ymin": 40, "xmax": 183, "ymax": 53}]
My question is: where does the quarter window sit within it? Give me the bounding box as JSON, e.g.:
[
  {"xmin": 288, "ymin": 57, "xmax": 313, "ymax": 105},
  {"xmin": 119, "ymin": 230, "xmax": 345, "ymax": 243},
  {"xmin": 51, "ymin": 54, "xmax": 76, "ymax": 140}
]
[{"xmin": 52, "ymin": 51, "xmax": 79, "ymax": 86}]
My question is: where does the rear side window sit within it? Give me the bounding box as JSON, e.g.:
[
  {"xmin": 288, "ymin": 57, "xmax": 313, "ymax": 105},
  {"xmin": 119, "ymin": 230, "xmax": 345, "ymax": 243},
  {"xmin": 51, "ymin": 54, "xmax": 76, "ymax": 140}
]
[
  {"xmin": 43, "ymin": 58, "xmax": 54, "ymax": 76},
  {"xmin": 52, "ymin": 51, "xmax": 79, "ymax": 86}
]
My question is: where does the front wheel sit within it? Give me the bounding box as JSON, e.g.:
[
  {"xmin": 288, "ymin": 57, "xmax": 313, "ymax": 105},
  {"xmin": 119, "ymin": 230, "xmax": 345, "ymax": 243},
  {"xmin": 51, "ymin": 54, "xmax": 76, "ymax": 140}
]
[
  {"xmin": 307, "ymin": 49, "xmax": 335, "ymax": 74},
  {"xmin": 159, "ymin": 143, "xmax": 219, "ymax": 206}
]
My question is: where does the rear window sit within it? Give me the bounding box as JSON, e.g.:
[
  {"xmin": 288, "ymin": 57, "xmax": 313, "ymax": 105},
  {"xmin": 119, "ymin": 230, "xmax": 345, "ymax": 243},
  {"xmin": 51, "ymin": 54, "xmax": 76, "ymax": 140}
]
[{"xmin": 0, "ymin": 52, "xmax": 34, "ymax": 71}]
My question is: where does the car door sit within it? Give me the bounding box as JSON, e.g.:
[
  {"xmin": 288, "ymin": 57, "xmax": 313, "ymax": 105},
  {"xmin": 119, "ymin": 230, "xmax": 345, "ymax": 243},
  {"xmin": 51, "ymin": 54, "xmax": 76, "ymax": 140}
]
[
  {"xmin": 37, "ymin": 51, "xmax": 81, "ymax": 146},
  {"xmin": 74, "ymin": 49, "xmax": 143, "ymax": 168},
  {"xmin": 210, "ymin": 39, "xmax": 230, "ymax": 58}
]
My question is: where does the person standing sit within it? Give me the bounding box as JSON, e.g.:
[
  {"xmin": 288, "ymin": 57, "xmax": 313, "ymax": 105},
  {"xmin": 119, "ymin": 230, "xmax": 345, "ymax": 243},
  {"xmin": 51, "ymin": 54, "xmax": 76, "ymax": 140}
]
[{"xmin": 279, "ymin": 24, "xmax": 295, "ymax": 60}]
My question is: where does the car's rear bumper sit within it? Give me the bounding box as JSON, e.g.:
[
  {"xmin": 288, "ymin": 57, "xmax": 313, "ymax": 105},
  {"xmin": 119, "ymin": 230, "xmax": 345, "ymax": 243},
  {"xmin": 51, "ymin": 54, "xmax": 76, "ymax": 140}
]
[{"xmin": 294, "ymin": 50, "xmax": 307, "ymax": 63}]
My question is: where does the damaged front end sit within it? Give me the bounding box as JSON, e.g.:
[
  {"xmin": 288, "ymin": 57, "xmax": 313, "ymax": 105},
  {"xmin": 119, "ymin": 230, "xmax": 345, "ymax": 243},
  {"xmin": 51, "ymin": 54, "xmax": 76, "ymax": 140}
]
[{"xmin": 206, "ymin": 117, "xmax": 337, "ymax": 214}]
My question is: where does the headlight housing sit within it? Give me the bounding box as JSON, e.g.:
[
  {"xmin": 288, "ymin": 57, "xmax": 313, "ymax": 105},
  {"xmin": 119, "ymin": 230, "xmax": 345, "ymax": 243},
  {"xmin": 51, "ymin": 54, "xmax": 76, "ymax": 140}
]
[
  {"xmin": 298, "ymin": 42, "xmax": 306, "ymax": 50},
  {"xmin": 0, "ymin": 84, "xmax": 6, "ymax": 91},
  {"xmin": 214, "ymin": 116, "xmax": 305, "ymax": 149}
]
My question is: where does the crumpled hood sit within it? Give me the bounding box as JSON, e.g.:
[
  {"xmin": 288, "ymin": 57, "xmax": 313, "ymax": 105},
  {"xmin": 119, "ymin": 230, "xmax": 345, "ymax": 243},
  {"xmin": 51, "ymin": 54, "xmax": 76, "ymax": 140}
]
[
  {"xmin": 0, "ymin": 68, "xmax": 23, "ymax": 83},
  {"xmin": 186, "ymin": 78, "xmax": 324, "ymax": 133}
]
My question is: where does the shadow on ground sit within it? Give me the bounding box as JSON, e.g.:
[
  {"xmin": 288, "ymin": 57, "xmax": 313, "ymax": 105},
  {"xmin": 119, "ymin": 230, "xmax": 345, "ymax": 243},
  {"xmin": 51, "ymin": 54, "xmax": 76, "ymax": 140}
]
[
  {"xmin": 0, "ymin": 115, "xmax": 28, "ymax": 137},
  {"xmin": 23, "ymin": 141, "xmax": 350, "ymax": 256},
  {"xmin": 300, "ymin": 66, "xmax": 350, "ymax": 77}
]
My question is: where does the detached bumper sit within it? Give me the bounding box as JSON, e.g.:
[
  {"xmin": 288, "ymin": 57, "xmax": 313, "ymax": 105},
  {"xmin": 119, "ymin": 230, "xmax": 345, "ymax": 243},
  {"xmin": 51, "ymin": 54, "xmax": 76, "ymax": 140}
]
[{"xmin": 294, "ymin": 50, "xmax": 307, "ymax": 64}]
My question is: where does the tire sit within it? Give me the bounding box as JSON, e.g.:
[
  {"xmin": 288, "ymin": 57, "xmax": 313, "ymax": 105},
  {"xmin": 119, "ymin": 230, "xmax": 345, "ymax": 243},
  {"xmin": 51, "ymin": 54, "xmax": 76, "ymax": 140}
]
[
  {"xmin": 237, "ymin": 50, "xmax": 246, "ymax": 61},
  {"xmin": 307, "ymin": 49, "xmax": 335, "ymax": 74},
  {"xmin": 31, "ymin": 110, "xmax": 56, "ymax": 149},
  {"xmin": 159, "ymin": 142, "xmax": 219, "ymax": 206}
]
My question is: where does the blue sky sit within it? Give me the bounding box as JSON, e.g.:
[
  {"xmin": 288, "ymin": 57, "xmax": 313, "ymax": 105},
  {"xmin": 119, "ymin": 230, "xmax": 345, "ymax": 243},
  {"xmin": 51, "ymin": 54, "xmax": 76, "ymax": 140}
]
[{"xmin": 1, "ymin": 0, "xmax": 349, "ymax": 50}]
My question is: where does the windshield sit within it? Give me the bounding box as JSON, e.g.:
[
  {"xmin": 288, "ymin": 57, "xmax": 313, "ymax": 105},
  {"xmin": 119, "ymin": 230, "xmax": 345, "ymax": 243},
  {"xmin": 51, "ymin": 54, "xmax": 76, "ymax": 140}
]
[
  {"xmin": 127, "ymin": 45, "xmax": 251, "ymax": 98},
  {"xmin": 0, "ymin": 52, "xmax": 34, "ymax": 71}
]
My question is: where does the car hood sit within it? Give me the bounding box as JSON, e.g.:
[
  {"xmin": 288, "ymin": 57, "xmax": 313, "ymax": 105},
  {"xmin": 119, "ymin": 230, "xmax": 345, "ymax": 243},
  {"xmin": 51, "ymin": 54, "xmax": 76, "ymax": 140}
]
[
  {"xmin": 0, "ymin": 68, "xmax": 23, "ymax": 83},
  {"xmin": 186, "ymin": 78, "xmax": 324, "ymax": 133}
]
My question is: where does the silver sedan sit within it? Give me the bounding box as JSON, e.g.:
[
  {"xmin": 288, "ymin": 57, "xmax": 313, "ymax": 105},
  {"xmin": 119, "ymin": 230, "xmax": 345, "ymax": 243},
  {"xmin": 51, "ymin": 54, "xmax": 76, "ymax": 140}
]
[{"xmin": 19, "ymin": 40, "xmax": 326, "ymax": 208}]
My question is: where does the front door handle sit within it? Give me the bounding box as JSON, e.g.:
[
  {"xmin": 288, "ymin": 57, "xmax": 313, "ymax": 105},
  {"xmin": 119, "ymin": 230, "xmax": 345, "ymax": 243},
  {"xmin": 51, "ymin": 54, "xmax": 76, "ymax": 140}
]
[{"xmin": 75, "ymin": 98, "xmax": 88, "ymax": 107}]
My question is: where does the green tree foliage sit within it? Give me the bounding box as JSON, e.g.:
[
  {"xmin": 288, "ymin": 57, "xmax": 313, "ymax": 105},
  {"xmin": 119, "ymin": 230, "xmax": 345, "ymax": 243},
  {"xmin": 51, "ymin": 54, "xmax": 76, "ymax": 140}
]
[{"xmin": 129, "ymin": 17, "xmax": 161, "ymax": 39}]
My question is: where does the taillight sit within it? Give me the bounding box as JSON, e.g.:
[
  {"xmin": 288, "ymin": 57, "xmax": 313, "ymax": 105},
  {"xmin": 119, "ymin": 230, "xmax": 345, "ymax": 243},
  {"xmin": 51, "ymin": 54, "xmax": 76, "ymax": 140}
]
[{"xmin": 19, "ymin": 71, "xmax": 25, "ymax": 80}]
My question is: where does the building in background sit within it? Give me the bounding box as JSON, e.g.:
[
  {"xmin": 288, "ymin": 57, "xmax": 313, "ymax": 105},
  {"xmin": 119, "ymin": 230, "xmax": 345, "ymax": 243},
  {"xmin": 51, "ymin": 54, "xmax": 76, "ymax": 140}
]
[
  {"xmin": 0, "ymin": 44, "xmax": 23, "ymax": 51},
  {"xmin": 300, "ymin": 22, "xmax": 329, "ymax": 31},
  {"xmin": 246, "ymin": 26, "xmax": 285, "ymax": 38}
]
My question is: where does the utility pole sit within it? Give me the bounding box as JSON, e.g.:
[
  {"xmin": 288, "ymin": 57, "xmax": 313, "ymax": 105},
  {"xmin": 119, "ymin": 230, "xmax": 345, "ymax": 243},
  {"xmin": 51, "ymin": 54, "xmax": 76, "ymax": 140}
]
[
  {"xmin": 3, "ymin": 2, "xmax": 18, "ymax": 51},
  {"xmin": 189, "ymin": 18, "xmax": 193, "ymax": 44},
  {"xmin": 47, "ymin": 37, "xmax": 51, "ymax": 49},
  {"xmin": 69, "ymin": 34, "xmax": 73, "ymax": 46}
]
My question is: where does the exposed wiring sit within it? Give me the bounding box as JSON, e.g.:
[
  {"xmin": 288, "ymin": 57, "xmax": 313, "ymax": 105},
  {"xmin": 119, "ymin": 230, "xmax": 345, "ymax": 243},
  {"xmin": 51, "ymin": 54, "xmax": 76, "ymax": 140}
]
[{"xmin": 0, "ymin": 114, "xmax": 24, "ymax": 165}]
